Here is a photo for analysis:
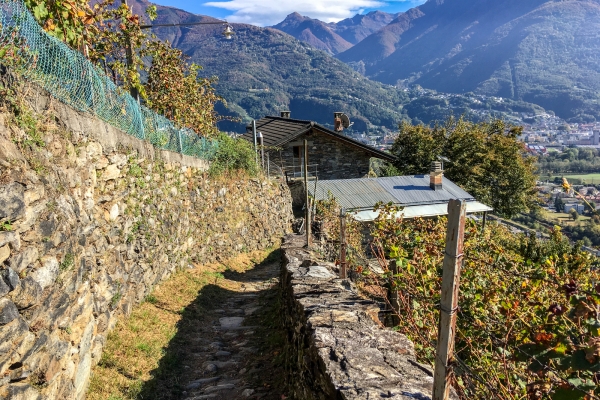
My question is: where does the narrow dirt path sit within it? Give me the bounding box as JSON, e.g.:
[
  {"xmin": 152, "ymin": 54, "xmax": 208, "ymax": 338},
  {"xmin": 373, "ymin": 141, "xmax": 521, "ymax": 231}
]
[{"xmin": 136, "ymin": 250, "xmax": 287, "ymax": 400}]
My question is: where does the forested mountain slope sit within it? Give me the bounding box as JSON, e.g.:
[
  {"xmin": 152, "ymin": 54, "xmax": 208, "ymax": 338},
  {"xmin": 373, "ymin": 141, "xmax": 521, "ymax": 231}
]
[
  {"xmin": 130, "ymin": 0, "xmax": 409, "ymax": 132},
  {"xmin": 337, "ymin": 0, "xmax": 600, "ymax": 122}
]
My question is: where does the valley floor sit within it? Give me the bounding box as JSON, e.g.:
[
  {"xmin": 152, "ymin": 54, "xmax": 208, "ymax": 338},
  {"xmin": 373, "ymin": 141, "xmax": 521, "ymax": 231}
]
[{"xmin": 87, "ymin": 248, "xmax": 287, "ymax": 400}]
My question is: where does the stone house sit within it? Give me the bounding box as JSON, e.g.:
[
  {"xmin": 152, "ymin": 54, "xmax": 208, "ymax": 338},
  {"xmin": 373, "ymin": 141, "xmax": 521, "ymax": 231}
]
[{"xmin": 241, "ymin": 112, "xmax": 396, "ymax": 180}]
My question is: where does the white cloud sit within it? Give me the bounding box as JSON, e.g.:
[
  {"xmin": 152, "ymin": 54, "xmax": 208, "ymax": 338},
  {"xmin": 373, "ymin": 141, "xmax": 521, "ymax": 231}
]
[{"xmin": 203, "ymin": 0, "xmax": 396, "ymax": 26}]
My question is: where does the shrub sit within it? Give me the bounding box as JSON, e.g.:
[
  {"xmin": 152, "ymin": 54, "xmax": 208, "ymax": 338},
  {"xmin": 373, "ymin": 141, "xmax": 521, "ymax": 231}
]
[{"xmin": 209, "ymin": 133, "xmax": 258, "ymax": 177}]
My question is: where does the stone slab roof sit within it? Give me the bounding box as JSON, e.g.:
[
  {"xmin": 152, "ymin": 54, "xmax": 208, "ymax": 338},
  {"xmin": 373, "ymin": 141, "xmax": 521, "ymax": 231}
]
[{"xmin": 241, "ymin": 116, "xmax": 396, "ymax": 162}]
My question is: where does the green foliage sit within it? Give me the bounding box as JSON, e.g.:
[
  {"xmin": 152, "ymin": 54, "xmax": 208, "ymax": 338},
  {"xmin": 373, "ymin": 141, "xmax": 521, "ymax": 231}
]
[
  {"xmin": 555, "ymin": 196, "xmax": 565, "ymax": 212},
  {"xmin": 144, "ymin": 294, "xmax": 158, "ymax": 304},
  {"xmin": 314, "ymin": 192, "xmax": 364, "ymax": 264},
  {"xmin": 208, "ymin": 133, "xmax": 258, "ymax": 176},
  {"xmin": 367, "ymin": 206, "xmax": 600, "ymax": 399},
  {"xmin": 570, "ymin": 208, "xmax": 579, "ymax": 221},
  {"xmin": 23, "ymin": 0, "xmax": 97, "ymax": 49},
  {"xmin": 388, "ymin": 121, "xmax": 446, "ymax": 175},
  {"xmin": 19, "ymin": 0, "xmax": 221, "ymax": 140},
  {"xmin": 0, "ymin": 220, "xmax": 13, "ymax": 232},
  {"xmin": 143, "ymin": 40, "xmax": 222, "ymax": 136},
  {"xmin": 385, "ymin": 118, "xmax": 538, "ymax": 218},
  {"xmin": 538, "ymin": 148, "xmax": 600, "ymax": 176},
  {"xmin": 59, "ymin": 252, "xmax": 74, "ymax": 272}
]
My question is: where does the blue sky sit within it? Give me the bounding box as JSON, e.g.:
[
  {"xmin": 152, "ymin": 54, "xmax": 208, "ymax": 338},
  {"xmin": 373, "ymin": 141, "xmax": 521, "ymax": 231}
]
[{"xmin": 150, "ymin": 0, "xmax": 427, "ymax": 26}]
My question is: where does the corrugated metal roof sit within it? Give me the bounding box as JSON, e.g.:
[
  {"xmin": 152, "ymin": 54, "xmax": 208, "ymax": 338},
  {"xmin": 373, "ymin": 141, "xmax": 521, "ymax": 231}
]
[
  {"xmin": 353, "ymin": 201, "xmax": 493, "ymax": 221},
  {"xmin": 377, "ymin": 175, "xmax": 474, "ymax": 206},
  {"xmin": 310, "ymin": 176, "xmax": 490, "ymax": 212},
  {"xmin": 312, "ymin": 178, "xmax": 398, "ymax": 210}
]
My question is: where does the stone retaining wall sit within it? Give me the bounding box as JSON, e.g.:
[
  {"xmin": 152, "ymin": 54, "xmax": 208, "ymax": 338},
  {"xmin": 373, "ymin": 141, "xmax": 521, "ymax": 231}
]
[
  {"xmin": 280, "ymin": 234, "xmax": 456, "ymax": 400},
  {"xmin": 0, "ymin": 88, "xmax": 293, "ymax": 399}
]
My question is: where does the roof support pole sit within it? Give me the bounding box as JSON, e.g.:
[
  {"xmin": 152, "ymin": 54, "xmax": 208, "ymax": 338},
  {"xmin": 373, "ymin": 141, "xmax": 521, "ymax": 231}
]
[
  {"xmin": 252, "ymin": 120, "xmax": 258, "ymax": 166},
  {"xmin": 482, "ymin": 211, "xmax": 487, "ymax": 233}
]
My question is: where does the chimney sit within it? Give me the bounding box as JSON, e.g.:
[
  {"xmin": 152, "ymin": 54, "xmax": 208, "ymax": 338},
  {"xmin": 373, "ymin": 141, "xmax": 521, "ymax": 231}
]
[
  {"xmin": 334, "ymin": 112, "xmax": 343, "ymax": 132},
  {"xmin": 430, "ymin": 161, "xmax": 443, "ymax": 191},
  {"xmin": 280, "ymin": 111, "xmax": 291, "ymax": 119}
]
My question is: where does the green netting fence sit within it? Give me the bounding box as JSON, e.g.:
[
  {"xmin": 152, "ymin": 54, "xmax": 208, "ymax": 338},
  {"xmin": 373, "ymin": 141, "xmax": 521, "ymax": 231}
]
[{"xmin": 0, "ymin": 0, "xmax": 217, "ymax": 160}]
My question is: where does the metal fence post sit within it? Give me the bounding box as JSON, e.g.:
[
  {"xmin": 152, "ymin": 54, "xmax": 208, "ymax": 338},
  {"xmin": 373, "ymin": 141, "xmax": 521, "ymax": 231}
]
[
  {"xmin": 433, "ymin": 199, "xmax": 466, "ymax": 400},
  {"xmin": 304, "ymin": 139, "xmax": 311, "ymax": 247},
  {"xmin": 339, "ymin": 208, "xmax": 347, "ymax": 279},
  {"xmin": 177, "ymin": 130, "xmax": 183, "ymax": 154}
]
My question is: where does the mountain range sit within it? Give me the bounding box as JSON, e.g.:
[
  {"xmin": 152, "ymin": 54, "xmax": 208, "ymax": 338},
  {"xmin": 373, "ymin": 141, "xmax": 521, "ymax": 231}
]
[
  {"xmin": 128, "ymin": 0, "xmax": 600, "ymax": 133},
  {"xmin": 335, "ymin": 0, "xmax": 600, "ymax": 122},
  {"xmin": 272, "ymin": 11, "xmax": 399, "ymax": 55},
  {"xmin": 131, "ymin": 0, "xmax": 413, "ymax": 133}
]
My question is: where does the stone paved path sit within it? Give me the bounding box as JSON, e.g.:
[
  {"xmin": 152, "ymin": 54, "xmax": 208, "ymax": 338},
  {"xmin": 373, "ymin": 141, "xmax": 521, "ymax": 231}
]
[{"xmin": 177, "ymin": 255, "xmax": 284, "ymax": 400}]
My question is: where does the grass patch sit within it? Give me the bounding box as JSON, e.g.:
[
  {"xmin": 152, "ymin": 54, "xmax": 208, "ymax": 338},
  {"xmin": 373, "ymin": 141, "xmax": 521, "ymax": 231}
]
[
  {"xmin": 86, "ymin": 248, "xmax": 277, "ymax": 400},
  {"xmin": 541, "ymin": 210, "xmax": 590, "ymax": 226},
  {"xmin": 544, "ymin": 173, "xmax": 600, "ymax": 184}
]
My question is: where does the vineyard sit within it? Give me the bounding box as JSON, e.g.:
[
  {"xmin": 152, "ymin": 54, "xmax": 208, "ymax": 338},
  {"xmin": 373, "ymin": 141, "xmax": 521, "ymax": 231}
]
[{"xmin": 315, "ymin": 201, "xmax": 600, "ymax": 399}]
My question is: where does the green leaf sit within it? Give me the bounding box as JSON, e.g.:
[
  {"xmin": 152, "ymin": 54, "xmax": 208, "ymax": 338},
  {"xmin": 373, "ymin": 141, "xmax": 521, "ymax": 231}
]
[
  {"xmin": 552, "ymin": 387, "xmax": 587, "ymax": 400},
  {"xmin": 554, "ymin": 342, "xmax": 568, "ymax": 355},
  {"xmin": 570, "ymin": 350, "xmax": 600, "ymax": 372}
]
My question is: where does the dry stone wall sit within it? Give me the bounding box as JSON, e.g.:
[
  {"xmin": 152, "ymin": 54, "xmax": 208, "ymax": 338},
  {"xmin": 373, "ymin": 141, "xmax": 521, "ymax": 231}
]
[
  {"xmin": 0, "ymin": 89, "xmax": 293, "ymax": 399},
  {"xmin": 281, "ymin": 234, "xmax": 457, "ymax": 400}
]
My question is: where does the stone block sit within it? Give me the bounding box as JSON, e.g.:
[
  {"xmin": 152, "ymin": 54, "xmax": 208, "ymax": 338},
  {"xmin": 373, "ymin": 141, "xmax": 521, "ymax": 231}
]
[
  {"xmin": 101, "ymin": 164, "xmax": 120, "ymax": 181},
  {"xmin": 108, "ymin": 153, "xmax": 127, "ymax": 167},
  {"xmin": 86, "ymin": 142, "xmax": 102, "ymax": 159},
  {"xmin": 30, "ymin": 256, "xmax": 59, "ymax": 290},
  {"xmin": 0, "ymin": 182, "xmax": 26, "ymax": 221},
  {"xmin": 11, "ymin": 277, "xmax": 42, "ymax": 310},
  {"xmin": 0, "ymin": 244, "xmax": 9, "ymax": 264},
  {"xmin": 109, "ymin": 204, "xmax": 119, "ymax": 221},
  {"xmin": 0, "ymin": 279, "xmax": 9, "ymax": 297},
  {"xmin": 24, "ymin": 185, "xmax": 45, "ymax": 205},
  {"xmin": 0, "ymin": 136, "xmax": 24, "ymax": 162},
  {"xmin": 9, "ymin": 246, "xmax": 38, "ymax": 273},
  {"xmin": 0, "ymin": 231, "xmax": 21, "ymax": 250},
  {"xmin": 0, "ymin": 298, "xmax": 19, "ymax": 325},
  {"xmin": 0, "ymin": 383, "xmax": 42, "ymax": 400},
  {"xmin": 2, "ymin": 267, "xmax": 20, "ymax": 291},
  {"xmin": 0, "ymin": 316, "xmax": 30, "ymax": 371}
]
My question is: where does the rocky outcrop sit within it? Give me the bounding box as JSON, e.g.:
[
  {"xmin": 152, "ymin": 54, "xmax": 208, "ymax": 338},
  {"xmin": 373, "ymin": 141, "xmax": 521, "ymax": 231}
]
[
  {"xmin": 0, "ymin": 89, "xmax": 293, "ymax": 399},
  {"xmin": 281, "ymin": 234, "xmax": 454, "ymax": 400}
]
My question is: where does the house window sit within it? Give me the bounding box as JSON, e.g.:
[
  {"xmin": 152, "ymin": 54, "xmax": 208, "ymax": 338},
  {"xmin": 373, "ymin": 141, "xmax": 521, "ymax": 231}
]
[{"xmin": 293, "ymin": 146, "xmax": 301, "ymax": 158}]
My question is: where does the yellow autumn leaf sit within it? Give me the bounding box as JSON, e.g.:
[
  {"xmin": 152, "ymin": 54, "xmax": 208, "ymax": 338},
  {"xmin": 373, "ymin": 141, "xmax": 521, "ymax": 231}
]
[{"xmin": 77, "ymin": 10, "xmax": 85, "ymax": 17}]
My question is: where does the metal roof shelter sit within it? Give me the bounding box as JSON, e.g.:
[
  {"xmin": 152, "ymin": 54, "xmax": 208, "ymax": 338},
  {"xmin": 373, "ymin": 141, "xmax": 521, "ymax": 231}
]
[
  {"xmin": 240, "ymin": 115, "xmax": 396, "ymax": 162},
  {"xmin": 310, "ymin": 175, "xmax": 492, "ymax": 221}
]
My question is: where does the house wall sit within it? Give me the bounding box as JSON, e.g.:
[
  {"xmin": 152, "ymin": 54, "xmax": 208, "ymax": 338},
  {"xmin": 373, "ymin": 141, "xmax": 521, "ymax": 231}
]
[{"xmin": 271, "ymin": 131, "xmax": 372, "ymax": 180}]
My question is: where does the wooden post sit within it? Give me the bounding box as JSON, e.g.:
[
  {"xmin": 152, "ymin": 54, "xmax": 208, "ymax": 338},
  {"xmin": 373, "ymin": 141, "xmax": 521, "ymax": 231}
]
[
  {"xmin": 482, "ymin": 211, "xmax": 487, "ymax": 232},
  {"xmin": 433, "ymin": 199, "xmax": 466, "ymax": 400},
  {"xmin": 122, "ymin": 0, "xmax": 139, "ymax": 101},
  {"xmin": 389, "ymin": 259, "xmax": 400, "ymax": 326},
  {"xmin": 266, "ymin": 153, "xmax": 270, "ymax": 178},
  {"xmin": 339, "ymin": 208, "xmax": 347, "ymax": 279},
  {"xmin": 304, "ymin": 139, "xmax": 311, "ymax": 247}
]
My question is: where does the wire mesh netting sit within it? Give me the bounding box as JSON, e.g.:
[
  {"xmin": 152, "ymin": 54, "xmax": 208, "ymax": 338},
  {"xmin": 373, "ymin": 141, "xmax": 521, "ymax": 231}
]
[{"xmin": 0, "ymin": 0, "xmax": 218, "ymax": 160}]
